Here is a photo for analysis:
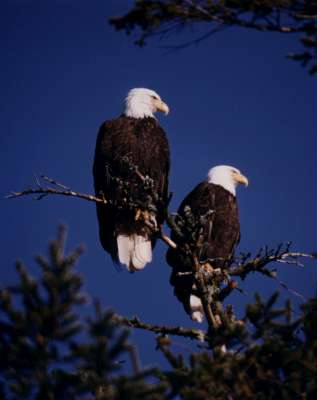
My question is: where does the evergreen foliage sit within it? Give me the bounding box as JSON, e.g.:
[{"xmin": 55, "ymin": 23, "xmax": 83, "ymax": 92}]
[
  {"xmin": 109, "ymin": 0, "xmax": 317, "ymax": 74},
  {"xmin": 0, "ymin": 227, "xmax": 165, "ymax": 400},
  {"xmin": 1, "ymin": 227, "xmax": 317, "ymax": 399},
  {"xmin": 160, "ymin": 294, "xmax": 317, "ymax": 399}
]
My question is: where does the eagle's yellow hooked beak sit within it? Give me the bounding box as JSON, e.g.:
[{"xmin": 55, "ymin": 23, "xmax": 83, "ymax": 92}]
[
  {"xmin": 154, "ymin": 99, "xmax": 170, "ymax": 115},
  {"xmin": 232, "ymin": 171, "xmax": 249, "ymax": 187}
]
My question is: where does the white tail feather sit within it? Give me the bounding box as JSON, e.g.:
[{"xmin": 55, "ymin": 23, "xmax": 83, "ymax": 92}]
[
  {"xmin": 117, "ymin": 234, "xmax": 152, "ymax": 271},
  {"xmin": 189, "ymin": 295, "xmax": 204, "ymax": 323},
  {"xmin": 117, "ymin": 235, "xmax": 133, "ymax": 267},
  {"xmin": 131, "ymin": 235, "xmax": 152, "ymax": 270}
]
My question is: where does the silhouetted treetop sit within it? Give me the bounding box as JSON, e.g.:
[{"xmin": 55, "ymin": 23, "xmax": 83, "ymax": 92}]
[
  {"xmin": 1, "ymin": 227, "xmax": 317, "ymax": 399},
  {"xmin": 109, "ymin": 0, "xmax": 317, "ymax": 74}
]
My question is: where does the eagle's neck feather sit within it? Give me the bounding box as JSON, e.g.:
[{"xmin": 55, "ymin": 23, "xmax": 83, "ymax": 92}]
[
  {"xmin": 124, "ymin": 101, "xmax": 155, "ymax": 119},
  {"xmin": 208, "ymin": 178, "xmax": 236, "ymax": 196}
]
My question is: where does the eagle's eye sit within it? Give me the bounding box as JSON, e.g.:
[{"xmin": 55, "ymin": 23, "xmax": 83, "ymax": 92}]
[{"xmin": 151, "ymin": 95, "xmax": 158, "ymax": 100}]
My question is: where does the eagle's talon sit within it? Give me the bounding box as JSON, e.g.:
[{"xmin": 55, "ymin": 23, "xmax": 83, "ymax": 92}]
[
  {"xmin": 135, "ymin": 209, "xmax": 157, "ymax": 230},
  {"xmin": 135, "ymin": 209, "xmax": 142, "ymax": 221},
  {"xmin": 201, "ymin": 262, "xmax": 214, "ymax": 274}
]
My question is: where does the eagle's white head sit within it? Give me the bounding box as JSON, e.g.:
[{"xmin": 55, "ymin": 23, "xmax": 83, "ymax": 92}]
[
  {"xmin": 207, "ymin": 165, "xmax": 249, "ymax": 196},
  {"xmin": 124, "ymin": 88, "xmax": 169, "ymax": 119}
]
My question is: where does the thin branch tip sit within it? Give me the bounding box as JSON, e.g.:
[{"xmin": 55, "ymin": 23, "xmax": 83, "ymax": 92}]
[
  {"xmin": 7, "ymin": 174, "xmax": 107, "ymax": 205},
  {"xmin": 113, "ymin": 313, "xmax": 206, "ymax": 342}
]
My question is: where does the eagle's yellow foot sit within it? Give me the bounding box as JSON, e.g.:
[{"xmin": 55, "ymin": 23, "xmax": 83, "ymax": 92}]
[
  {"xmin": 202, "ymin": 262, "xmax": 214, "ymax": 274},
  {"xmin": 135, "ymin": 209, "xmax": 142, "ymax": 221},
  {"xmin": 135, "ymin": 209, "xmax": 157, "ymax": 229},
  {"xmin": 215, "ymin": 314, "xmax": 222, "ymax": 326}
]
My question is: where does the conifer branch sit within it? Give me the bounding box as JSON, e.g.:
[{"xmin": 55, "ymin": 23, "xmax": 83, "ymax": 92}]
[
  {"xmin": 109, "ymin": 0, "xmax": 317, "ymax": 74},
  {"xmin": 2, "ymin": 226, "xmax": 317, "ymax": 398}
]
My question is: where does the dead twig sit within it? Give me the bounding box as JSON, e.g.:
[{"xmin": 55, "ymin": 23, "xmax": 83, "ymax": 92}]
[
  {"xmin": 7, "ymin": 186, "xmax": 106, "ymax": 205},
  {"xmin": 7, "ymin": 173, "xmax": 179, "ymax": 251},
  {"xmin": 230, "ymin": 249, "xmax": 315, "ymax": 278},
  {"xmin": 40, "ymin": 174, "xmax": 71, "ymax": 190},
  {"xmin": 159, "ymin": 227, "xmax": 177, "ymax": 249},
  {"xmin": 113, "ymin": 314, "xmax": 206, "ymax": 342}
]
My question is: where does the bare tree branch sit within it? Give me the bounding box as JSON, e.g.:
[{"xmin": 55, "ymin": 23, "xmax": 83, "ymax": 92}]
[
  {"xmin": 7, "ymin": 187, "xmax": 107, "ymax": 205},
  {"xmin": 230, "ymin": 248, "xmax": 316, "ymax": 279},
  {"xmin": 159, "ymin": 229, "xmax": 177, "ymax": 249},
  {"xmin": 6, "ymin": 174, "xmax": 178, "ymax": 250},
  {"xmin": 40, "ymin": 174, "xmax": 71, "ymax": 190},
  {"xmin": 7, "ymin": 174, "xmax": 315, "ymax": 321},
  {"xmin": 113, "ymin": 314, "xmax": 206, "ymax": 342}
]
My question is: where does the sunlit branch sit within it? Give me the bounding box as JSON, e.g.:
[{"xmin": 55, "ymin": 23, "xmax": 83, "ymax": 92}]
[
  {"xmin": 230, "ymin": 249, "xmax": 316, "ymax": 279},
  {"xmin": 7, "ymin": 186, "xmax": 106, "ymax": 205}
]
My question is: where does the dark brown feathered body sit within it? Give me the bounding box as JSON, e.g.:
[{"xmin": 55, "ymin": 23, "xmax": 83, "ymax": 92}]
[
  {"xmin": 93, "ymin": 115, "xmax": 170, "ymax": 264},
  {"xmin": 166, "ymin": 181, "xmax": 240, "ymax": 315}
]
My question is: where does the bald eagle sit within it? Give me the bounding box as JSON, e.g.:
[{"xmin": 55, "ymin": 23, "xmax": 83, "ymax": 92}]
[
  {"xmin": 93, "ymin": 88, "xmax": 170, "ymax": 271},
  {"xmin": 166, "ymin": 165, "xmax": 248, "ymax": 322}
]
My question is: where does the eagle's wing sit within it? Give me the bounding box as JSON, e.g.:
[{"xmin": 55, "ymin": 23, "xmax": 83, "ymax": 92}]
[
  {"xmin": 202, "ymin": 188, "xmax": 240, "ymax": 266},
  {"xmin": 93, "ymin": 120, "xmax": 119, "ymax": 259},
  {"xmin": 167, "ymin": 182, "xmax": 213, "ymax": 314},
  {"xmin": 93, "ymin": 116, "xmax": 170, "ymax": 265},
  {"xmin": 167, "ymin": 182, "xmax": 240, "ymax": 318}
]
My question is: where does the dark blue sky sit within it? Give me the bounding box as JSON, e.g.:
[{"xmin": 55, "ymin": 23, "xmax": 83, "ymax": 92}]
[{"xmin": 1, "ymin": 0, "xmax": 316, "ymax": 368}]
